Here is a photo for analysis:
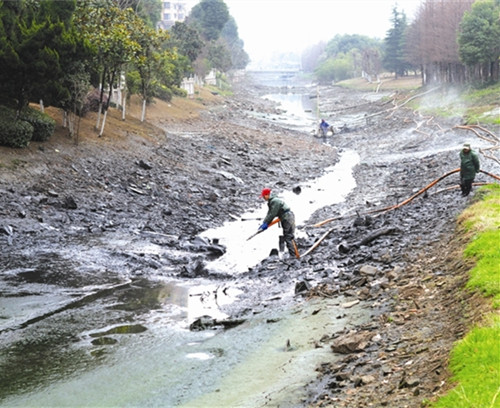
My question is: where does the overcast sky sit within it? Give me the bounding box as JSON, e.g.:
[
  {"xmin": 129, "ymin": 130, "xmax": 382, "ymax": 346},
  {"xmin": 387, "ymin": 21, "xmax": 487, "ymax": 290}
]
[{"xmin": 224, "ymin": 0, "xmax": 422, "ymax": 65}]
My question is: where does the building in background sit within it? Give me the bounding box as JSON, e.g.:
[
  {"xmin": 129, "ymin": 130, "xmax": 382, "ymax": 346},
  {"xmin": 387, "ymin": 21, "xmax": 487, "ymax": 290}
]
[{"xmin": 157, "ymin": 1, "xmax": 191, "ymax": 30}]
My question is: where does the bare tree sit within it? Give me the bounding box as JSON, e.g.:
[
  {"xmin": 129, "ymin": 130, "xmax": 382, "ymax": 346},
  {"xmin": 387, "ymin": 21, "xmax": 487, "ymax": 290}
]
[{"xmin": 405, "ymin": 0, "xmax": 474, "ymax": 85}]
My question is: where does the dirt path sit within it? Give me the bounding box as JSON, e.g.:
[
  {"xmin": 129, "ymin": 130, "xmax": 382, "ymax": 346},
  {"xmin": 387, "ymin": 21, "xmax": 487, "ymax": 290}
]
[{"xmin": 0, "ymin": 74, "xmax": 495, "ymax": 407}]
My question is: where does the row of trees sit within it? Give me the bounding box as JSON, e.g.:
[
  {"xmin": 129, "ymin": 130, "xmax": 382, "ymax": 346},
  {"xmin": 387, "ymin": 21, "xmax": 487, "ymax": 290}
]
[
  {"xmin": 0, "ymin": 0, "xmax": 248, "ymax": 141},
  {"xmin": 306, "ymin": 0, "xmax": 500, "ymax": 85},
  {"xmin": 305, "ymin": 34, "xmax": 383, "ymax": 83}
]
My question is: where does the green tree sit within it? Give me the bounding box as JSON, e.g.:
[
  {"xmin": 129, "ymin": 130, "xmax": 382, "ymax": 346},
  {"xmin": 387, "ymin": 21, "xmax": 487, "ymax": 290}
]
[
  {"xmin": 383, "ymin": 6, "xmax": 410, "ymax": 78},
  {"xmin": 315, "ymin": 52, "xmax": 357, "ymax": 84},
  {"xmin": 207, "ymin": 41, "xmax": 232, "ymax": 72},
  {"xmin": 221, "ymin": 16, "xmax": 248, "ymax": 69},
  {"xmin": 185, "ymin": 0, "xmax": 248, "ymax": 74},
  {"xmin": 312, "ymin": 34, "xmax": 381, "ymax": 82},
  {"xmin": 167, "ymin": 21, "xmax": 203, "ymax": 63},
  {"xmin": 314, "ymin": 58, "xmax": 336, "ymax": 84},
  {"xmin": 188, "ymin": 0, "xmax": 229, "ymax": 41},
  {"xmin": 458, "ymin": 0, "xmax": 500, "ymax": 82},
  {"xmin": 131, "ymin": 23, "xmax": 174, "ymax": 121},
  {"xmin": 0, "ymin": 0, "xmax": 79, "ymax": 111},
  {"xmin": 325, "ymin": 34, "xmax": 378, "ymax": 57},
  {"xmin": 115, "ymin": 0, "xmax": 162, "ymax": 28},
  {"xmin": 75, "ymin": 0, "xmax": 141, "ymax": 136},
  {"xmin": 62, "ymin": 62, "xmax": 91, "ymax": 142}
]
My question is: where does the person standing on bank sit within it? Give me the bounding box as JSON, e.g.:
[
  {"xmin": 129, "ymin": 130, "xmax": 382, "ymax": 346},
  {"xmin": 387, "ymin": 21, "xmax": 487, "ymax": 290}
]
[
  {"xmin": 258, "ymin": 188, "xmax": 298, "ymax": 258},
  {"xmin": 459, "ymin": 143, "xmax": 480, "ymax": 196}
]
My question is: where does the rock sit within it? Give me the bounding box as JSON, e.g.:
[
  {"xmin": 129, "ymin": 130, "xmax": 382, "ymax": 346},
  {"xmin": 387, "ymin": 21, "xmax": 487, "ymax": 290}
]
[
  {"xmin": 338, "ymin": 241, "xmax": 351, "ymax": 253},
  {"xmin": 330, "ymin": 331, "xmax": 372, "ymax": 354},
  {"xmin": 63, "ymin": 196, "xmax": 78, "ymax": 210},
  {"xmin": 295, "ymin": 280, "xmax": 312, "ymax": 294},
  {"xmin": 216, "ymin": 170, "xmax": 243, "ymax": 184},
  {"xmin": 138, "ymin": 159, "xmax": 153, "ymax": 170},
  {"xmin": 360, "ymin": 375, "xmax": 376, "ymax": 384},
  {"xmin": 341, "ymin": 299, "xmax": 360, "ymax": 308},
  {"xmin": 399, "ymin": 375, "xmax": 420, "ymax": 388},
  {"xmin": 335, "ymin": 371, "xmax": 351, "ymax": 381},
  {"xmin": 359, "ymin": 265, "xmax": 378, "ymax": 276},
  {"xmin": 189, "ymin": 315, "xmax": 217, "ymax": 331},
  {"xmin": 180, "ymin": 260, "xmax": 207, "ymax": 278},
  {"xmin": 0, "ymin": 224, "xmax": 13, "ymax": 235}
]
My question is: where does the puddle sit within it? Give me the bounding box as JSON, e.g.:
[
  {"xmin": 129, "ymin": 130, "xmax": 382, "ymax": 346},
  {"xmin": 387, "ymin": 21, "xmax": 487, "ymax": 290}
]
[
  {"xmin": 185, "ymin": 352, "xmax": 214, "ymax": 360},
  {"xmin": 201, "ymin": 149, "xmax": 359, "ymax": 273}
]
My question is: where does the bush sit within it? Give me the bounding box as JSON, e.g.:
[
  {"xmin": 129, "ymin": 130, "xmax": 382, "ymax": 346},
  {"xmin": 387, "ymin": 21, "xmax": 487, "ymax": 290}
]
[
  {"xmin": 155, "ymin": 84, "xmax": 173, "ymax": 102},
  {"xmin": 0, "ymin": 106, "xmax": 34, "ymax": 148},
  {"xmin": 172, "ymin": 86, "xmax": 187, "ymax": 98},
  {"xmin": 19, "ymin": 107, "xmax": 55, "ymax": 142}
]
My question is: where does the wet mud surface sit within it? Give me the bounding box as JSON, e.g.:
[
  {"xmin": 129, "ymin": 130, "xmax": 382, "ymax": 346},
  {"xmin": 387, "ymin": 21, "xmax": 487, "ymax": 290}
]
[{"xmin": 0, "ymin": 74, "xmax": 497, "ymax": 407}]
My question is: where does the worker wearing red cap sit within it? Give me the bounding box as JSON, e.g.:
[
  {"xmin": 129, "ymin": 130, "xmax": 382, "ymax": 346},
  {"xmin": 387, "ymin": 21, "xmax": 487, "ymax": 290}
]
[{"xmin": 258, "ymin": 188, "xmax": 297, "ymax": 257}]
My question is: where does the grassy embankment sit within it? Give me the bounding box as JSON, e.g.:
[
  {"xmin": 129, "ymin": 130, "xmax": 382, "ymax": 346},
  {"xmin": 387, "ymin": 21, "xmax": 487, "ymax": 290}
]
[
  {"xmin": 431, "ymin": 184, "xmax": 500, "ymax": 408},
  {"xmin": 415, "ymin": 82, "xmax": 500, "ymax": 407},
  {"xmin": 340, "ymin": 76, "xmax": 500, "ymax": 407}
]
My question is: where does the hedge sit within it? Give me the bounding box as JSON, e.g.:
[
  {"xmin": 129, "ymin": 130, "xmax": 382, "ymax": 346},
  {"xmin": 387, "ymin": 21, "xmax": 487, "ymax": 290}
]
[{"xmin": 0, "ymin": 106, "xmax": 34, "ymax": 148}]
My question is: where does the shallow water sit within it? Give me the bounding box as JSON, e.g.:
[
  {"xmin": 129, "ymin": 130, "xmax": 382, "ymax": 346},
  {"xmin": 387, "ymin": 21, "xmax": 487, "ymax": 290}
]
[
  {"xmin": 202, "ymin": 149, "xmax": 359, "ymax": 273},
  {"xmin": 262, "ymin": 92, "xmax": 319, "ymax": 132}
]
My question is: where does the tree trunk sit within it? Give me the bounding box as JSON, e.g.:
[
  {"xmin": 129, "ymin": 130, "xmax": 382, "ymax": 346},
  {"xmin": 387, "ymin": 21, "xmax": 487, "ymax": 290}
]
[
  {"xmin": 141, "ymin": 98, "xmax": 146, "ymax": 123},
  {"xmin": 121, "ymin": 88, "xmax": 126, "ymax": 121},
  {"xmin": 68, "ymin": 110, "xmax": 75, "ymax": 136},
  {"xmin": 96, "ymin": 68, "xmax": 108, "ymax": 130},
  {"xmin": 99, "ymin": 109, "xmax": 108, "ymax": 137},
  {"xmin": 96, "ymin": 101, "xmax": 102, "ymax": 130},
  {"xmin": 99, "ymin": 70, "xmax": 117, "ymax": 137}
]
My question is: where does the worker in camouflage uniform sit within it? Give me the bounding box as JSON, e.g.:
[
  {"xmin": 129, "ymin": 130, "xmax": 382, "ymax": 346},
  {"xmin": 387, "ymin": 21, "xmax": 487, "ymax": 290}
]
[
  {"xmin": 459, "ymin": 143, "xmax": 480, "ymax": 196},
  {"xmin": 258, "ymin": 188, "xmax": 297, "ymax": 258}
]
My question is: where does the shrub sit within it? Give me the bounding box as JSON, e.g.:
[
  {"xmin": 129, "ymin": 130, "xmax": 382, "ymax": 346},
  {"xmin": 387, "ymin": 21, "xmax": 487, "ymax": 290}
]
[
  {"xmin": 155, "ymin": 84, "xmax": 173, "ymax": 102},
  {"xmin": 172, "ymin": 86, "xmax": 187, "ymax": 98},
  {"xmin": 19, "ymin": 107, "xmax": 55, "ymax": 142},
  {"xmin": 0, "ymin": 106, "xmax": 34, "ymax": 148}
]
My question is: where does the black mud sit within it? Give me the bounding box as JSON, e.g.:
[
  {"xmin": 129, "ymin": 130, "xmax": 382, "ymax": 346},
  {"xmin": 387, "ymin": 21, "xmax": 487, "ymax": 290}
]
[{"xmin": 0, "ymin": 74, "xmax": 497, "ymax": 407}]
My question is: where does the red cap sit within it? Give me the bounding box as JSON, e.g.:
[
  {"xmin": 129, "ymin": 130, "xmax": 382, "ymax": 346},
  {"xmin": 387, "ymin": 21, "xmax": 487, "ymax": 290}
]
[{"xmin": 260, "ymin": 188, "xmax": 271, "ymax": 197}]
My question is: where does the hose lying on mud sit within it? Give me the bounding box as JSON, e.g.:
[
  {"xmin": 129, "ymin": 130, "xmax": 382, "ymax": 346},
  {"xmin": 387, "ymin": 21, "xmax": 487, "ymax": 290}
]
[
  {"xmin": 430, "ymin": 182, "xmax": 489, "ymax": 196},
  {"xmin": 303, "ymin": 168, "xmax": 500, "ymax": 257}
]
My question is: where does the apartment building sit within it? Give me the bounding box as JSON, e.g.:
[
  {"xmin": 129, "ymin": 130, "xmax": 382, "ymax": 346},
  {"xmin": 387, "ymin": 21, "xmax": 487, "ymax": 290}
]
[{"xmin": 157, "ymin": 1, "xmax": 191, "ymax": 30}]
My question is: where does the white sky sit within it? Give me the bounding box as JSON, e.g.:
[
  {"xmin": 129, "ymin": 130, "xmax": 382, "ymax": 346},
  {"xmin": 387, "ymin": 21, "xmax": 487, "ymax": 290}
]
[{"xmin": 224, "ymin": 0, "xmax": 422, "ymax": 64}]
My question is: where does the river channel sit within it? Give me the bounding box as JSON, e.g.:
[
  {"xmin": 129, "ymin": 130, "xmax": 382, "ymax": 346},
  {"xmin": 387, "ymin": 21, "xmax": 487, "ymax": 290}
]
[{"xmin": 0, "ymin": 71, "xmax": 369, "ymax": 407}]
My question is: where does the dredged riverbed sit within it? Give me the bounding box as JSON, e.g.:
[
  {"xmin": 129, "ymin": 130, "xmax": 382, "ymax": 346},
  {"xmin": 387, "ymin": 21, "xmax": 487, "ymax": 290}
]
[{"xmin": 0, "ymin": 71, "xmax": 371, "ymax": 407}]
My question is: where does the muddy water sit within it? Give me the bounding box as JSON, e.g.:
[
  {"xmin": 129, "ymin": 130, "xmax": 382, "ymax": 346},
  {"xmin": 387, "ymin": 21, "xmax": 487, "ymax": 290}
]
[
  {"xmin": 202, "ymin": 149, "xmax": 359, "ymax": 273},
  {"xmin": 0, "ymin": 72, "xmax": 369, "ymax": 407}
]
